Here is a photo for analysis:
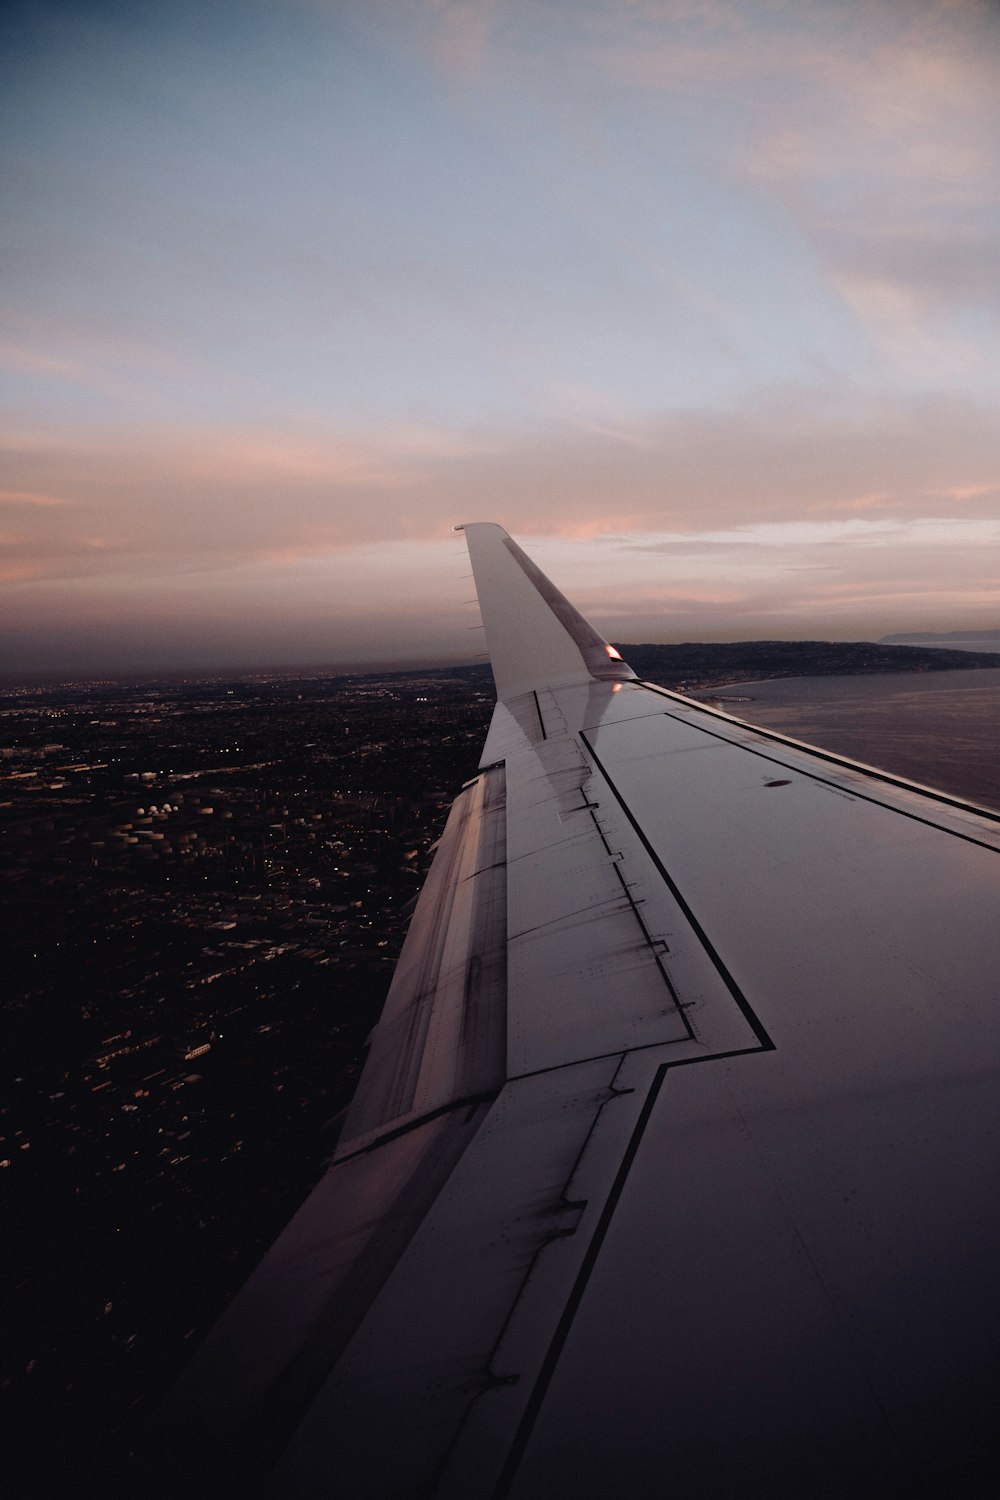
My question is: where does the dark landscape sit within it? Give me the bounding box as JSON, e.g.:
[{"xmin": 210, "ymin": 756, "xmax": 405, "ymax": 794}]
[
  {"xmin": 2, "ymin": 638, "xmax": 998, "ymax": 1493},
  {"xmin": 622, "ymin": 638, "xmax": 1000, "ymax": 687}
]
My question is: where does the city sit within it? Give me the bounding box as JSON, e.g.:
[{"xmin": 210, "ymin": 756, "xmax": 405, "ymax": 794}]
[{"xmin": 1, "ymin": 666, "xmax": 493, "ymax": 1490}]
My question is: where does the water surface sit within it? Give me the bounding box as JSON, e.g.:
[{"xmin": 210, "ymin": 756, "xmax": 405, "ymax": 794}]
[{"xmin": 700, "ymin": 667, "xmax": 1000, "ymax": 814}]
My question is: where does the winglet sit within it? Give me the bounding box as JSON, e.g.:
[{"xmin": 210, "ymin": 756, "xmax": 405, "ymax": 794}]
[{"xmin": 458, "ymin": 522, "xmax": 636, "ymax": 702}]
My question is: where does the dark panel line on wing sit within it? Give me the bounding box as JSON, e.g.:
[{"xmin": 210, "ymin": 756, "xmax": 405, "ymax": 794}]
[
  {"xmin": 333, "ymin": 1090, "xmax": 501, "ymax": 1166},
  {"xmin": 531, "ymin": 690, "xmax": 548, "ymax": 740},
  {"xmin": 506, "ymin": 1036, "xmax": 687, "ymax": 1084},
  {"xmin": 237, "ymin": 1102, "xmax": 497, "ymax": 1485},
  {"xmin": 583, "ymin": 795, "xmax": 614, "ymax": 855},
  {"xmin": 648, "ymin": 703, "xmax": 1000, "ymax": 857},
  {"xmin": 638, "ymin": 680, "xmax": 1000, "ymax": 832},
  {"xmin": 507, "ymin": 1038, "xmax": 770, "ymax": 1086},
  {"xmin": 508, "ymin": 893, "xmax": 632, "ymax": 942},
  {"xmin": 490, "ymin": 1041, "xmax": 772, "ymax": 1498},
  {"xmin": 607, "ymin": 854, "xmax": 694, "ymax": 1039},
  {"xmin": 579, "ymin": 731, "xmax": 774, "ymax": 1052},
  {"xmin": 582, "ymin": 789, "xmax": 690, "ymax": 1028},
  {"xmin": 490, "ymin": 1063, "xmax": 670, "ymax": 1499},
  {"xmin": 428, "ymin": 1056, "xmax": 633, "ymax": 1497},
  {"xmin": 558, "ymin": 1052, "xmax": 633, "ymax": 1208},
  {"xmin": 345, "ymin": 1034, "xmax": 762, "ymax": 1157}
]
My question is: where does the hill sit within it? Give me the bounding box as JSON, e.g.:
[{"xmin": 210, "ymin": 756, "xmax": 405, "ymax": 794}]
[{"xmin": 617, "ymin": 640, "xmax": 1000, "ymax": 691}]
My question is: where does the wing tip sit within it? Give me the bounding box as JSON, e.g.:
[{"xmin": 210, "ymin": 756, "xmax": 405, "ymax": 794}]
[{"xmin": 461, "ymin": 525, "xmax": 636, "ymax": 700}]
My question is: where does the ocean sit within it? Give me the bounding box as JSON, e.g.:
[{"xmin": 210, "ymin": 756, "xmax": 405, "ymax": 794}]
[{"xmin": 699, "ymin": 666, "xmax": 1000, "ymax": 814}]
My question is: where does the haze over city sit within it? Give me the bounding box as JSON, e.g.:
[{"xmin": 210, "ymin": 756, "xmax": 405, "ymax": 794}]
[{"xmin": 3, "ymin": 0, "xmax": 1000, "ymax": 674}]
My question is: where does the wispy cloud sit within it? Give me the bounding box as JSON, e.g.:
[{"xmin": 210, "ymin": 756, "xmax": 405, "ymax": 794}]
[
  {"xmin": 3, "ymin": 386, "xmax": 998, "ymax": 582},
  {"xmin": 420, "ymin": 0, "xmax": 506, "ymax": 78},
  {"xmin": 0, "ymin": 342, "xmax": 84, "ymax": 379},
  {"xmin": 0, "ymin": 489, "xmax": 72, "ymax": 507},
  {"xmin": 0, "ymin": 311, "xmax": 200, "ymax": 402},
  {"xmin": 593, "ymin": 0, "xmax": 1000, "ymax": 378}
]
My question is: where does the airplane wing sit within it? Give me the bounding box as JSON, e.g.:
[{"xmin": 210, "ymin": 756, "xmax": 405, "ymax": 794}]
[{"xmin": 151, "ymin": 523, "xmax": 1000, "ymax": 1498}]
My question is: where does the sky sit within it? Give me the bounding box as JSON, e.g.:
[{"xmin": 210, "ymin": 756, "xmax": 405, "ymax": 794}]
[{"xmin": 2, "ymin": 0, "xmax": 1000, "ymax": 675}]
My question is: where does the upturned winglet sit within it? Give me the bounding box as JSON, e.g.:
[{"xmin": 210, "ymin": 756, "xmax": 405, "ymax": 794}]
[{"xmin": 456, "ymin": 522, "xmax": 636, "ymax": 702}]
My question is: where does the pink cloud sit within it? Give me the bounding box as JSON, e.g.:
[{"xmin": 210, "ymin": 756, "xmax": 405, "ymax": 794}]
[
  {"xmin": 0, "ymin": 343, "xmax": 83, "ymax": 378},
  {"xmin": 0, "ymin": 312, "xmax": 199, "ymax": 401},
  {"xmin": 1, "ymin": 388, "xmax": 997, "ymax": 599},
  {"xmin": 421, "ymin": 0, "xmax": 506, "ymax": 78},
  {"xmin": 0, "ymin": 489, "xmax": 72, "ymax": 507},
  {"xmin": 589, "ymin": 0, "xmax": 1000, "ymax": 379}
]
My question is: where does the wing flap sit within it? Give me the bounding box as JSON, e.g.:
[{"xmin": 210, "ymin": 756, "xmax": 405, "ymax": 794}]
[
  {"xmin": 341, "ymin": 766, "xmax": 507, "ymax": 1146},
  {"xmin": 268, "ymin": 1053, "xmax": 653, "ymax": 1499}
]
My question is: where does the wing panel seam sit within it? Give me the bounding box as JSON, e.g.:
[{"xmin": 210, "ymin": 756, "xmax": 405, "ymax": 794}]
[{"xmin": 579, "ymin": 730, "xmax": 774, "ymax": 1051}]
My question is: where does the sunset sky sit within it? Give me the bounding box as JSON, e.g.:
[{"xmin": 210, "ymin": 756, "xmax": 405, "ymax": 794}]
[{"xmin": 3, "ymin": 0, "xmax": 1000, "ymax": 675}]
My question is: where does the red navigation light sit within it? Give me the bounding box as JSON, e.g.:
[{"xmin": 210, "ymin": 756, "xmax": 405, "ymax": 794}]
[{"xmin": 605, "ymin": 644, "xmax": 623, "ymax": 660}]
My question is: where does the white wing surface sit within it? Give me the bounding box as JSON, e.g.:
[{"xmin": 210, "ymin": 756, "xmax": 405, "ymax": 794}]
[{"xmin": 153, "ymin": 523, "xmax": 1000, "ymax": 1498}]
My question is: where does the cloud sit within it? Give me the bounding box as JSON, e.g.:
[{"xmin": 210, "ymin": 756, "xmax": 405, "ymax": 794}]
[
  {"xmin": 3, "ymin": 0, "xmax": 1000, "ymax": 669},
  {"xmin": 4, "ymin": 401, "xmax": 998, "ymax": 668},
  {"xmin": 577, "ymin": 511, "xmax": 1000, "ymax": 642},
  {"xmin": 375, "ymin": 2, "xmax": 1000, "ymax": 391},
  {"xmin": 0, "ymin": 342, "xmax": 84, "ymax": 379},
  {"xmin": 420, "ymin": 0, "xmax": 506, "ymax": 78},
  {"xmin": 0, "ymin": 311, "xmax": 199, "ymax": 400},
  {"xmin": 592, "ymin": 0, "xmax": 1000, "ymax": 376},
  {"xmin": 3, "ymin": 387, "xmax": 998, "ymax": 585},
  {"xmin": 0, "ymin": 489, "xmax": 72, "ymax": 507}
]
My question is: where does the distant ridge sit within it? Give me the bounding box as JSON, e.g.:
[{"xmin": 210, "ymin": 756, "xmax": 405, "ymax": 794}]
[
  {"xmin": 6, "ymin": 640, "xmax": 1000, "ymax": 695},
  {"xmin": 881, "ymin": 629, "xmax": 1000, "ymax": 646},
  {"xmin": 616, "ymin": 639, "xmax": 1000, "ymax": 690}
]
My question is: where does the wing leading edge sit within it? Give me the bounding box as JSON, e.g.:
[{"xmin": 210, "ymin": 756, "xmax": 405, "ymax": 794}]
[{"xmin": 150, "ymin": 525, "xmax": 1000, "ymax": 1499}]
